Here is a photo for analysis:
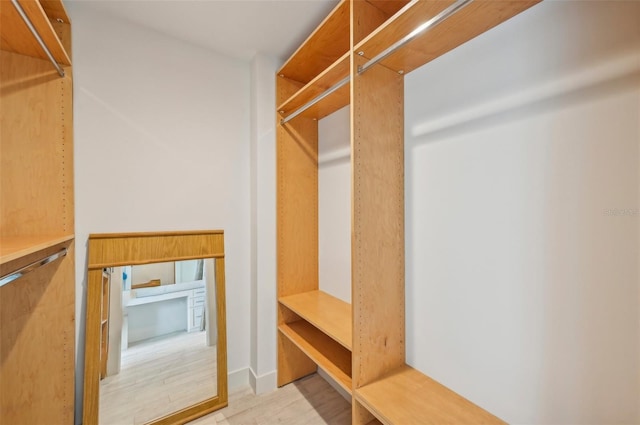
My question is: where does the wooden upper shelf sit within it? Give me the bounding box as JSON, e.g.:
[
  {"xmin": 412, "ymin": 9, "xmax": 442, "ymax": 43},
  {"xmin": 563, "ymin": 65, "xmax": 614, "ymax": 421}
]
[
  {"xmin": 355, "ymin": 0, "xmax": 541, "ymax": 75},
  {"xmin": 0, "ymin": 0, "xmax": 71, "ymax": 66},
  {"xmin": 277, "ymin": 0, "xmax": 350, "ymax": 85},
  {"xmin": 0, "ymin": 234, "xmax": 73, "ymax": 266},
  {"xmin": 278, "ymin": 52, "xmax": 350, "ymax": 122},
  {"xmin": 355, "ymin": 364, "xmax": 506, "ymax": 425},
  {"xmin": 279, "ymin": 290, "xmax": 352, "ymax": 350}
]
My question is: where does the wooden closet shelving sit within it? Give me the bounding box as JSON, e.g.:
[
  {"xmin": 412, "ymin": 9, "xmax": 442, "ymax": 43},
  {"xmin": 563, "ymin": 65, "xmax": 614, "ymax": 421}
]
[
  {"xmin": 277, "ymin": 0, "xmax": 539, "ymax": 423},
  {"xmin": 0, "ymin": 0, "xmax": 71, "ymax": 66},
  {"xmin": 0, "ymin": 0, "xmax": 75, "ymax": 423},
  {"xmin": 277, "ymin": 52, "xmax": 350, "ymax": 120},
  {"xmin": 354, "ymin": 0, "xmax": 539, "ymax": 74},
  {"xmin": 0, "ymin": 234, "xmax": 74, "ymax": 265}
]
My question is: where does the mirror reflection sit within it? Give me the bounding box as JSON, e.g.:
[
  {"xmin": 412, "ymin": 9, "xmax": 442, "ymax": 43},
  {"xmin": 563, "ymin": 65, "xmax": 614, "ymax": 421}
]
[{"xmin": 99, "ymin": 259, "xmax": 218, "ymax": 425}]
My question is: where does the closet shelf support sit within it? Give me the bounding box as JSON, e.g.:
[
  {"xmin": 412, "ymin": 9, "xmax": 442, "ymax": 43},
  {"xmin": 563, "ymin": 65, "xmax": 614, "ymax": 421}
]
[
  {"xmin": 0, "ymin": 248, "xmax": 68, "ymax": 287},
  {"xmin": 280, "ymin": 76, "xmax": 350, "ymax": 125},
  {"xmin": 358, "ymin": 0, "xmax": 474, "ymax": 75},
  {"xmin": 10, "ymin": 0, "xmax": 65, "ymax": 77}
]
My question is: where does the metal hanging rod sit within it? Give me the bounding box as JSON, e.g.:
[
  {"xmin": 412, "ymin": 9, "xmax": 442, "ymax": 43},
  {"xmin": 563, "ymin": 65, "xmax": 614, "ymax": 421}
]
[
  {"xmin": 0, "ymin": 248, "xmax": 68, "ymax": 287},
  {"xmin": 281, "ymin": 0, "xmax": 472, "ymax": 124},
  {"xmin": 11, "ymin": 0, "xmax": 65, "ymax": 77},
  {"xmin": 358, "ymin": 0, "xmax": 474, "ymax": 75},
  {"xmin": 280, "ymin": 76, "xmax": 350, "ymax": 125}
]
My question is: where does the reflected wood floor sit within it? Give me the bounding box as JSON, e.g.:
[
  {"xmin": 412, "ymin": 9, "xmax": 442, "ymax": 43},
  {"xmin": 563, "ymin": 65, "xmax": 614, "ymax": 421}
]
[
  {"xmin": 100, "ymin": 330, "xmax": 217, "ymax": 425},
  {"xmin": 192, "ymin": 374, "xmax": 351, "ymax": 425}
]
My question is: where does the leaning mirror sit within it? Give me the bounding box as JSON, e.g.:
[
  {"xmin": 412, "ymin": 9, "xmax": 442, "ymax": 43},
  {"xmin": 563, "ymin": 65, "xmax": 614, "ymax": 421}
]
[{"xmin": 83, "ymin": 231, "xmax": 228, "ymax": 425}]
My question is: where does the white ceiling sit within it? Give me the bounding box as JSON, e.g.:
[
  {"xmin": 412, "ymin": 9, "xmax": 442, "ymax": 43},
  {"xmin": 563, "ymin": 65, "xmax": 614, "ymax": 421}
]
[{"xmin": 70, "ymin": 0, "xmax": 339, "ymax": 62}]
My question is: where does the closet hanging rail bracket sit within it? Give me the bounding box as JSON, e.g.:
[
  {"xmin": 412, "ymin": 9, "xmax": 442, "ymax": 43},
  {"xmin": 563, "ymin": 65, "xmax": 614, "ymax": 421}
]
[
  {"xmin": 10, "ymin": 0, "xmax": 66, "ymax": 77},
  {"xmin": 280, "ymin": 76, "xmax": 350, "ymax": 125},
  {"xmin": 358, "ymin": 0, "xmax": 474, "ymax": 75},
  {"xmin": 0, "ymin": 248, "xmax": 68, "ymax": 287}
]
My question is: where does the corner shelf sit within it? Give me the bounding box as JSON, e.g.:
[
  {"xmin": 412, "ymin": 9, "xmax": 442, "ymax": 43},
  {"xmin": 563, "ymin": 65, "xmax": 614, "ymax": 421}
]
[
  {"xmin": 279, "ymin": 290, "xmax": 352, "ymax": 350},
  {"xmin": 355, "ymin": 0, "xmax": 540, "ymax": 74},
  {"xmin": 0, "ymin": 0, "xmax": 71, "ymax": 66},
  {"xmin": 355, "ymin": 364, "xmax": 505, "ymax": 425},
  {"xmin": 0, "ymin": 234, "xmax": 74, "ymax": 266},
  {"xmin": 279, "ymin": 321, "xmax": 352, "ymax": 394},
  {"xmin": 277, "ymin": 0, "xmax": 349, "ymax": 84}
]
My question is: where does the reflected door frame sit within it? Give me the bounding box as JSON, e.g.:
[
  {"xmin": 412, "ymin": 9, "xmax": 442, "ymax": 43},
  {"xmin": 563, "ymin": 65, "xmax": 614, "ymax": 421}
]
[{"xmin": 83, "ymin": 230, "xmax": 228, "ymax": 425}]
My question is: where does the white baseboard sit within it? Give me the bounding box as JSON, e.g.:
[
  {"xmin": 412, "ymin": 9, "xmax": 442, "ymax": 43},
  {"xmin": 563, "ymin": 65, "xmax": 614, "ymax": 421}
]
[
  {"xmin": 317, "ymin": 369, "xmax": 351, "ymax": 402},
  {"xmin": 228, "ymin": 367, "xmax": 250, "ymax": 392},
  {"xmin": 249, "ymin": 368, "xmax": 277, "ymax": 395}
]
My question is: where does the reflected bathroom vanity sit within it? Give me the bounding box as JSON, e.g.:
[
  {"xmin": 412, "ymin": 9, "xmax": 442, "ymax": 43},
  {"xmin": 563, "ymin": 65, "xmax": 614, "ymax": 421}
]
[{"xmin": 83, "ymin": 231, "xmax": 228, "ymax": 425}]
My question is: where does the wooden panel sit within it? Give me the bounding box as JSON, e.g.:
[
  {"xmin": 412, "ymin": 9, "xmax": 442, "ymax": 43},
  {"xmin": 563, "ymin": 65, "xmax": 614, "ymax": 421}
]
[
  {"xmin": 279, "ymin": 290, "xmax": 352, "ymax": 350},
  {"xmin": 278, "ymin": 0, "xmax": 350, "ymax": 84},
  {"xmin": 278, "ymin": 52, "xmax": 350, "ymax": 120},
  {"xmin": 0, "ymin": 50, "xmax": 73, "ymax": 239},
  {"xmin": 279, "ymin": 322, "xmax": 352, "ymax": 394},
  {"xmin": 276, "ymin": 117, "xmax": 318, "ymax": 301},
  {"xmin": 278, "ymin": 327, "xmax": 317, "ymax": 387},
  {"xmin": 0, "ymin": 0, "xmax": 71, "ymax": 65},
  {"xmin": 0, "ymin": 234, "xmax": 73, "ymax": 266},
  {"xmin": 87, "ymin": 230, "xmax": 225, "ymax": 269},
  {"xmin": 40, "ymin": 0, "xmax": 71, "ymax": 24},
  {"xmin": 365, "ymin": 0, "xmax": 411, "ymax": 17},
  {"xmin": 276, "ymin": 75, "xmax": 305, "ymax": 109},
  {"xmin": 0, "ymin": 241, "xmax": 75, "ymax": 423},
  {"xmin": 83, "ymin": 269, "xmax": 102, "ymax": 425},
  {"xmin": 276, "ymin": 107, "xmax": 318, "ymax": 386},
  {"xmin": 351, "ymin": 54, "xmax": 405, "ymax": 389},
  {"xmin": 352, "ymin": 0, "xmax": 394, "ymax": 47},
  {"xmin": 354, "ymin": 399, "xmax": 378, "ymax": 425},
  {"xmin": 355, "ymin": 365, "xmax": 506, "ymax": 424},
  {"xmin": 355, "ymin": 0, "xmax": 540, "ymax": 74}
]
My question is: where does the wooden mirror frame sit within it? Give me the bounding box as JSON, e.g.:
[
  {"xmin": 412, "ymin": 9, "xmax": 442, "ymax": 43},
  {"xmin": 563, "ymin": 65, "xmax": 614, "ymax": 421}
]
[{"xmin": 82, "ymin": 230, "xmax": 228, "ymax": 425}]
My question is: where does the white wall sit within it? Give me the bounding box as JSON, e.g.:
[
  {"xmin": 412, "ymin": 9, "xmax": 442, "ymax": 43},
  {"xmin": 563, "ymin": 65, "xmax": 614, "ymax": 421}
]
[
  {"xmin": 319, "ymin": 106, "xmax": 351, "ymax": 303},
  {"xmin": 404, "ymin": 2, "xmax": 639, "ymax": 423},
  {"xmin": 318, "ymin": 1, "xmax": 639, "ymax": 422},
  {"xmin": 131, "ymin": 262, "xmax": 174, "ymax": 285},
  {"xmin": 69, "ymin": 4, "xmax": 251, "ymax": 420},
  {"xmin": 249, "ymin": 53, "xmax": 278, "ymax": 393}
]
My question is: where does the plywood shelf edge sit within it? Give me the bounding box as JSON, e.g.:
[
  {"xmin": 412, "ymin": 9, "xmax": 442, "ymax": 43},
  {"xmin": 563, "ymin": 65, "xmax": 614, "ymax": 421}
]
[
  {"xmin": 0, "ymin": 234, "xmax": 74, "ymax": 266},
  {"xmin": 279, "ymin": 290, "xmax": 352, "ymax": 350},
  {"xmin": 355, "ymin": 364, "xmax": 506, "ymax": 425},
  {"xmin": 279, "ymin": 322, "xmax": 352, "ymax": 394}
]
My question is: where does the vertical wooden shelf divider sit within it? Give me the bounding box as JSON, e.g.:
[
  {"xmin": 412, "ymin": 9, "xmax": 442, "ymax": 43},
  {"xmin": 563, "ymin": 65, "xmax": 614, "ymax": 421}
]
[
  {"xmin": 276, "ymin": 1, "xmax": 540, "ymax": 423},
  {"xmin": 0, "ymin": 0, "xmax": 75, "ymax": 423}
]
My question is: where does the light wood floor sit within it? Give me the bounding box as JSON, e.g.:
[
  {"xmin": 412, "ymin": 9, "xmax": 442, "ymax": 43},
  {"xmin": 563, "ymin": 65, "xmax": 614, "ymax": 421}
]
[
  {"xmin": 100, "ymin": 330, "xmax": 217, "ymax": 425},
  {"xmin": 192, "ymin": 374, "xmax": 351, "ymax": 425}
]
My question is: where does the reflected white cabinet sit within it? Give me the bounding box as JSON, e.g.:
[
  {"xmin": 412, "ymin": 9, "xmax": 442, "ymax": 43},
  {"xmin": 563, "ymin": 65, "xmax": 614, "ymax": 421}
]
[{"xmin": 188, "ymin": 287, "xmax": 206, "ymax": 332}]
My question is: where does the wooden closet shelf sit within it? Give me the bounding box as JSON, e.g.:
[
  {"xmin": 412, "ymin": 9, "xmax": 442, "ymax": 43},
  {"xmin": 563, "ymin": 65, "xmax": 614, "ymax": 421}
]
[
  {"xmin": 278, "ymin": 52, "xmax": 350, "ymax": 121},
  {"xmin": 0, "ymin": 234, "xmax": 74, "ymax": 266},
  {"xmin": 279, "ymin": 290, "xmax": 352, "ymax": 350},
  {"xmin": 355, "ymin": 364, "xmax": 506, "ymax": 425},
  {"xmin": 279, "ymin": 321, "xmax": 352, "ymax": 394},
  {"xmin": 355, "ymin": 0, "xmax": 539, "ymax": 75},
  {"xmin": 277, "ymin": 0, "xmax": 349, "ymax": 84},
  {"xmin": 0, "ymin": 0, "xmax": 71, "ymax": 66}
]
